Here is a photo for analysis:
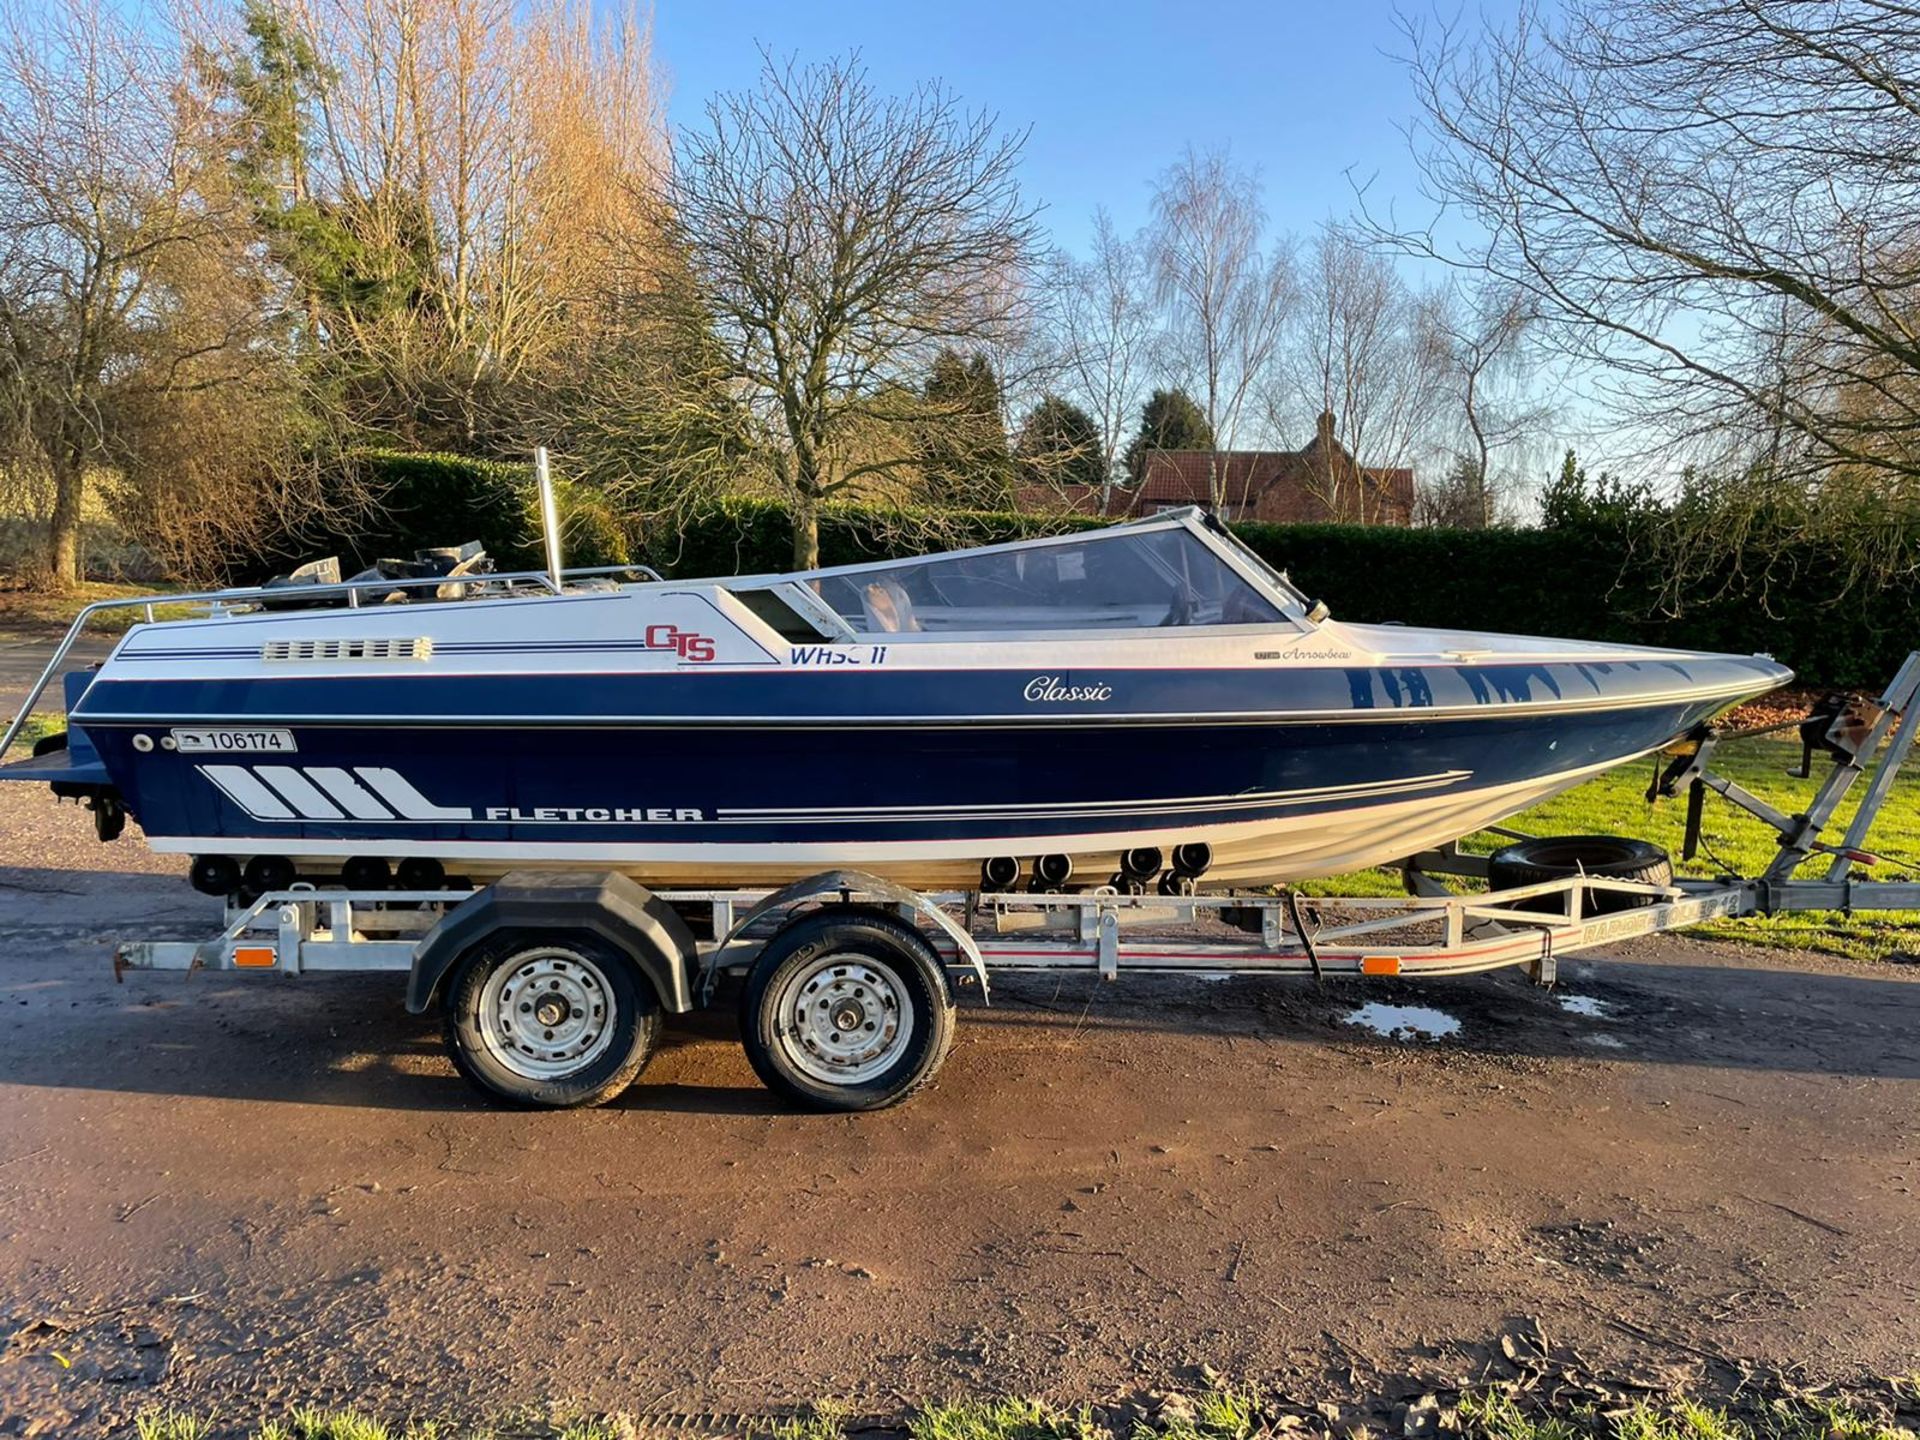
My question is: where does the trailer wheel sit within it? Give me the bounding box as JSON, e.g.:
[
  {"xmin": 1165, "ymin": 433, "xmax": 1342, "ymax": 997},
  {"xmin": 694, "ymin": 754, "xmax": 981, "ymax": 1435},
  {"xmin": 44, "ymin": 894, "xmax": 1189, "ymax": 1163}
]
[
  {"xmin": 740, "ymin": 909, "xmax": 955, "ymax": 1111},
  {"xmin": 443, "ymin": 929, "xmax": 660, "ymax": 1108},
  {"xmin": 1488, "ymin": 835, "xmax": 1672, "ymax": 914}
]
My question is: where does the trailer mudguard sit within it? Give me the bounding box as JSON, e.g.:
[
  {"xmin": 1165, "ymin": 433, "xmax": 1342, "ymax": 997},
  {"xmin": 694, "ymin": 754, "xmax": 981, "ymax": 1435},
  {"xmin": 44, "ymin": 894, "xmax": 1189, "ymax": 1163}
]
[
  {"xmin": 698, "ymin": 866, "xmax": 988, "ymax": 1005},
  {"xmin": 406, "ymin": 870, "xmax": 698, "ymax": 1015}
]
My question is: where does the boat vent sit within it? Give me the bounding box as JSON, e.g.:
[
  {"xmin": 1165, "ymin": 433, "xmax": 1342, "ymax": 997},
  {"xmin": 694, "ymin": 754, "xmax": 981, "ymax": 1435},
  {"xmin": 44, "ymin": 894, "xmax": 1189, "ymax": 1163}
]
[{"xmin": 262, "ymin": 637, "xmax": 433, "ymax": 663}]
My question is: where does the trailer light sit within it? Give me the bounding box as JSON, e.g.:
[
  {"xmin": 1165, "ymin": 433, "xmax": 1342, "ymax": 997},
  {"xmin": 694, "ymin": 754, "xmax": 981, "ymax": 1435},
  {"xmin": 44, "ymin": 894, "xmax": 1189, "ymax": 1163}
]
[
  {"xmin": 1361, "ymin": 955, "xmax": 1401, "ymax": 976},
  {"xmin": 232, "ymin": 945, "xmax": 277, "ymax": 968}
]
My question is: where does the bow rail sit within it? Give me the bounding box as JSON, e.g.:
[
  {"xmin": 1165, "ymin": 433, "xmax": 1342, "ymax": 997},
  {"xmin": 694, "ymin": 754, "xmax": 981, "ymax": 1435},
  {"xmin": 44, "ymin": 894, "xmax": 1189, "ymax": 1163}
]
[{"xmin": 0, "ymin": 562, "xmax": 662, "ymax": 767}]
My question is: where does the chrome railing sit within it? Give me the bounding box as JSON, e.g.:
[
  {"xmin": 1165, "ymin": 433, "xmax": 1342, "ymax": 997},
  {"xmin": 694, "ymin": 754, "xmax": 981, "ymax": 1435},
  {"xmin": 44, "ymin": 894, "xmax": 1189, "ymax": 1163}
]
[{"xmin": 0, "ymin": 563, "xmax": 663, "ymax": 766}]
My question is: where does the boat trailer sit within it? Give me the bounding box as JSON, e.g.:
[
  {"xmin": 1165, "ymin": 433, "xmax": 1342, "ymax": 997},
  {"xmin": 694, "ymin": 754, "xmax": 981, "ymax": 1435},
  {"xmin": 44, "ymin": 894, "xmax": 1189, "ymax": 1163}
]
[{"xmin": 104, "ymin": 653, "xmax": 1920, "ymax": 1111}]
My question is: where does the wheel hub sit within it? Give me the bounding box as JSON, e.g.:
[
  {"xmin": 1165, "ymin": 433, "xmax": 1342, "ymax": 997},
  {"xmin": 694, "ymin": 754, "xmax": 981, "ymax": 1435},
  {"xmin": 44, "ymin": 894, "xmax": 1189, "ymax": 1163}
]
[
  {"xmin": 775, "ymin": 955, "xmax": 914, "ymax": 1086},
  {"xmin": 478, "ymin": 949, "xmax": 616, "ymax": 1080}
]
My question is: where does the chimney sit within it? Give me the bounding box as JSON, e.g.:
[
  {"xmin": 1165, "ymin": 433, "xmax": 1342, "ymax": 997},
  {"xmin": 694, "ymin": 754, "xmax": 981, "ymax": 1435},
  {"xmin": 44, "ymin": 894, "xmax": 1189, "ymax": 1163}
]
[{"xmin": 1315, "ymin": 409, "xmax": 1337, "ymax": 449}]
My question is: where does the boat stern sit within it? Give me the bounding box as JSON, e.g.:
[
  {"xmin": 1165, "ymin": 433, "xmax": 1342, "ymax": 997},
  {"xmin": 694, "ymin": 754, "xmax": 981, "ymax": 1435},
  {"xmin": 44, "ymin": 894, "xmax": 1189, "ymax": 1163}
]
[{"xmin": 0, "ymin": 669, "xmax": 128, "ymax": 839}]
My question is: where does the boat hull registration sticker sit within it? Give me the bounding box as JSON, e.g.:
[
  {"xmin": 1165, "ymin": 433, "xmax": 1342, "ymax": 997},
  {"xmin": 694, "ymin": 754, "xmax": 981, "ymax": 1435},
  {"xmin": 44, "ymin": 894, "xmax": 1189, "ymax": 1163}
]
[{"xmin": 170, "ymin": 727, "xmax": 298, "ymax": 754}]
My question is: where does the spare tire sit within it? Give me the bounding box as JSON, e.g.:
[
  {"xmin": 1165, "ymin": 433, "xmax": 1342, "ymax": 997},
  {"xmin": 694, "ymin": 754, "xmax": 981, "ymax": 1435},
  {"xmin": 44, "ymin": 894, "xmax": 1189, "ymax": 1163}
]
[{"xmin": 1487, "ymin": 835, "xmax": 1672, "ymax": 914}]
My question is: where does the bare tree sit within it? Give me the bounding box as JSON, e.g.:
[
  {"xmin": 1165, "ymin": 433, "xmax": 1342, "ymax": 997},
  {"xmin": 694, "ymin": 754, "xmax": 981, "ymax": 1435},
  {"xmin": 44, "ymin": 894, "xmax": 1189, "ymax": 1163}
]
[
  {"xmin": 1391, "ymin": 0, "xmax": 1920, "ymax": 580},
  {"xmin": 1045, "ymin": 210, "xmax": 1159, "ymax": 508},
  {"xmin": 0, "ymin": 0, "xmax": 312, "ymax": 586},
  {"xmin": 1428, "ymin": 279, "xmax": 1553, "ymax": 526},
  {"xmin": 657, "ymin": 52, "xmax": 1043, "ymax": 569},
  {"xmin": 1277, "ymin": 226, "xmax": 1448, "ymax": 522},
  {"xmin": 1147, "ymin": 147, "xmax": 1294, "ymax": 507}
]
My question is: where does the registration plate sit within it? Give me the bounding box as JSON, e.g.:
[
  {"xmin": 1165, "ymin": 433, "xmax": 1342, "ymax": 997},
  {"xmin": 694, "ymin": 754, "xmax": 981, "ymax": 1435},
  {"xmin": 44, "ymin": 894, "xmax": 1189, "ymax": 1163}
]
[{"xmin": 170, "ymin": 727, "xmax": 298, "ymax": 754}]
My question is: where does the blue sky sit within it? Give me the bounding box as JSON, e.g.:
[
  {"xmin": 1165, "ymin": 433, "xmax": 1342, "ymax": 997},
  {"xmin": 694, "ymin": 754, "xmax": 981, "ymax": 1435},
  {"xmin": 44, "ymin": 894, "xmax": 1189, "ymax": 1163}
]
[{"xmin": 651, "ymin": 1, "xmax": 1449, "ymax": 257}]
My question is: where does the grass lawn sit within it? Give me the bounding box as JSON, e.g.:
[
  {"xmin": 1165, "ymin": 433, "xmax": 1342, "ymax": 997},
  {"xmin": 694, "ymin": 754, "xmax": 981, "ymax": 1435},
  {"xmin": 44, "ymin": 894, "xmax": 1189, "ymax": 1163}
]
[
  {"xmin": 6, "ymin": 711, "xmax": 66, "ymax": 749},
  {"xmin": 0, "ymin": 577, "xmax": 191, "ymax": 635},
  {"xmin": 1297, "ymin": 733, "xmax": 1920, "ymax": 961}
]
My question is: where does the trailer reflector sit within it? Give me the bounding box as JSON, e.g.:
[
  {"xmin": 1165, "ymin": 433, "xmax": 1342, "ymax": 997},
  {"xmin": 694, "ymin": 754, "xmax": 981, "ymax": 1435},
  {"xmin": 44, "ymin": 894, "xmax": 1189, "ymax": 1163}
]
[
  {"xmin": 1361, "ymin": 955, "xmax": 1402, "ymax": 976},
  {"xmin": 232, "ymin": 945, "xmax": 277, "ymax": 968}
]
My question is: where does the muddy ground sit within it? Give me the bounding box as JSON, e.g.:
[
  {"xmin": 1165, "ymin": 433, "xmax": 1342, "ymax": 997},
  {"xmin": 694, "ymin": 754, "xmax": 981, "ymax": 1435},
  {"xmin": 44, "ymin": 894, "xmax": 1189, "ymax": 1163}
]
[{"xmin": 0, "ymin": 787, "xmax": 1917, "ymax": 1437}]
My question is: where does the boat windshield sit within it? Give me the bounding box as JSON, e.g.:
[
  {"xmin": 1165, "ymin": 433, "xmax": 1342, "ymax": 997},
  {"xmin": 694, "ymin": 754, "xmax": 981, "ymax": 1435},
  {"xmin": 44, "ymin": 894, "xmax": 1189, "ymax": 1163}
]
[{"xmin": 809, "ymin": 525, "xmax": 1291, "ymax": 635}]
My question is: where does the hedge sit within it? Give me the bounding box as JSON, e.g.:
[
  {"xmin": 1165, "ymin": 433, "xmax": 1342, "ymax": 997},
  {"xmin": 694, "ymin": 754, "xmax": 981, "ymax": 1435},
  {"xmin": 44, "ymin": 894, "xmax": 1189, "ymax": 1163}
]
[
  {"xmin": 289, "ymin": 454, "xmax": 1914, "ymax": 688},
  {"xmin": 638, "ymin": 495, "xmax": 1097, "ymax": 578},
  {"xmin": 265, "ymin": 450, "xmax": 628, "ymax": 576},
  {"xmin": 656, "ymin": 499, "xmax": 1911, "ymax": 687},
  {"xmin": 1228, "ymin": 521, "xmax": 1914, "ymax": 690}
]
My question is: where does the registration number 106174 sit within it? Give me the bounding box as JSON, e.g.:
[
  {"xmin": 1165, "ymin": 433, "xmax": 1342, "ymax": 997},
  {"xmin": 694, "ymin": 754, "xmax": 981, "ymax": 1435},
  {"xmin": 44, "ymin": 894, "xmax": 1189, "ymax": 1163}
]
[{"xmin": 169, "ymin": 727, "xmax": 298, "ymax": 754}]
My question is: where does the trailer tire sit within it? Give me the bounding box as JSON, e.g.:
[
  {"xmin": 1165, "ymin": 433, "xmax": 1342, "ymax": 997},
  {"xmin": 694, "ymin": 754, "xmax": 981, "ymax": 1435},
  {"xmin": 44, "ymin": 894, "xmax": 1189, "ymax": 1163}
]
[
  {"xmin": 1488, "ymin": 835, "xmax": 1672, "ymax": 914},
  {"xmin": 443, "ymin": 928, "xmax": 661, "ymax": 1108},
  {"xmin": 740, "ymin": 909, "xmax": 955, "ymax": 1112}
]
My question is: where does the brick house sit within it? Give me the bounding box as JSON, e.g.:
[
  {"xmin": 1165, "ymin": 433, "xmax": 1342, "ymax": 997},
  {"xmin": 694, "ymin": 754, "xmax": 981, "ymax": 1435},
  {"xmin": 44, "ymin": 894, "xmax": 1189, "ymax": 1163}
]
[
  {"xmin": 1019, "ymin": 412, "xmax": 1414, "ymax": 524},
  {"xmin": 1131, "ymin": 413, "xmax": 1414, "ymax": 524}
]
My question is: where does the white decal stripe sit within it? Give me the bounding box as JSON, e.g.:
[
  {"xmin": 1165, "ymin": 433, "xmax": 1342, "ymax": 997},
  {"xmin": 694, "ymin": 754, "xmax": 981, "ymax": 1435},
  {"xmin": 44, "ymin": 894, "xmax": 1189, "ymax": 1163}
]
[
  {"xmin": 358, "ymin": 767, "xmax": 474, "ymax": 820},
  {"xmin": 714, "ymin": 778, "xmax": 1464, "ymax": 826},
  {"xmin": 199, "ymin": 765, "xmax": 295, "ymax": 820},
  {"xmin": 306, "ymin": 767, "xmax": 394, "ymax": 820},
  {"xmin": 722, "ymin": 770, "xmax": 1473, "ymax": 818},
  {"xmin": 255, "ymin": 766, "xmax": 345, "ymax": 820}
]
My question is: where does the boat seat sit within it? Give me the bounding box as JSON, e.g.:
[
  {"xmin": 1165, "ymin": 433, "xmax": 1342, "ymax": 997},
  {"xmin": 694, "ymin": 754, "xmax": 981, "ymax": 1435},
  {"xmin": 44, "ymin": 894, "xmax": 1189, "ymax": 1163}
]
[{"xmin": 863, "ymin": 578, "xmax": 922, "ymax": 633}]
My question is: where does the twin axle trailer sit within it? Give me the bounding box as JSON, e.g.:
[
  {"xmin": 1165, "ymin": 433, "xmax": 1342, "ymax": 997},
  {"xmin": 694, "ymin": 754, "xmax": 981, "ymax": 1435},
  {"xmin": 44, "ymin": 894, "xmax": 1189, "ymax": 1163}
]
[{"xmin": 110, "ymin": 652, "xmax": 1920, "ymax": 1111}]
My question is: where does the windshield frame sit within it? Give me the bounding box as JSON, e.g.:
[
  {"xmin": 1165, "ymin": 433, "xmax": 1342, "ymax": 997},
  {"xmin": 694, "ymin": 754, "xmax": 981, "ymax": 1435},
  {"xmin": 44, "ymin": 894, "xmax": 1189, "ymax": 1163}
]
[
  {"xmin": 726, "ymin": 508, "xmax": 1312, "ymax": 642},
  {"xmin": 1190, "ymin": 510, "xmax": 1317, "ymax": 610}
]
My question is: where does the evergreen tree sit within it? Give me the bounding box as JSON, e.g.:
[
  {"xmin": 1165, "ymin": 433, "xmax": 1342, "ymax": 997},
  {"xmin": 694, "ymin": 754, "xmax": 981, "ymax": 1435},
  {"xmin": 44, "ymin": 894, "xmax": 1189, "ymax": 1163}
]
[
  {"xmin": 1413, "ymin": 454, "xmax": 1492, "ymax": 528},
  {"xmin": 920, "ymin": 347, "xmax": 1013, "ymax": 507},
  {"xmin": 1540, "ymin": 449, "xmax": 1648, "ymax": 531},
  {"xmin": 1122, "ymin": 388, "xmax": 1215, "ymax": 485},
  {"xmin": 1014, "ymin": 395, "xmax": 1106, "ymax": 491},
  {"xmin": 217, "ymin": 1, "xmax": 419, "ymax": 348}
]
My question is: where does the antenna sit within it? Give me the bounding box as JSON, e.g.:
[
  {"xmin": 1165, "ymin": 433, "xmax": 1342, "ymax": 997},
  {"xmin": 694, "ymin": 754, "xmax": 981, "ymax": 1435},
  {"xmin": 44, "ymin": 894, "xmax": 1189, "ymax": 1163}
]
[{"xmin": 534, "ymin": 446, "xmax": 562, "ymax": 590}]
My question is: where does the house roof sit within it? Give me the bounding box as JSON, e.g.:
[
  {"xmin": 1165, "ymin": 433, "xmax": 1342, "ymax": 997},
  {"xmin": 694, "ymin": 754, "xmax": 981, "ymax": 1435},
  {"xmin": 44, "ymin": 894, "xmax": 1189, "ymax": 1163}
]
[
  {"xmin": 1133, "ymin": 446, "xmax": 1414, "ymax": 522},
  {"xmin": 1135, "ymin": 452, "xmax": 1307, "ymax": 506},
  {"xmin": 1012, "ymin": 413, "xmax": 1416, "ymax": 523}
]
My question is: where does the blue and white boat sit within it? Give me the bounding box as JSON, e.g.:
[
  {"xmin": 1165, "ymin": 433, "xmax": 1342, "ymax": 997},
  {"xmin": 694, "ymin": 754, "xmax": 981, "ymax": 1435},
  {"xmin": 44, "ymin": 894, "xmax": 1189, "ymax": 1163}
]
[{"xmin": 0, "ymin": 508, "xmax": 1789, "ymax": 892}]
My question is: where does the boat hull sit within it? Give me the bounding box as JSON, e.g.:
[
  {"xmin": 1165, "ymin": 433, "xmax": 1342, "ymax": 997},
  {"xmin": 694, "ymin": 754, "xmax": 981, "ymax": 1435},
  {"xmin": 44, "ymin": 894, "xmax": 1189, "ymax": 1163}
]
[{"xmin": 73, "ymin": 688, "xmax": 1748, "ymax": 888}]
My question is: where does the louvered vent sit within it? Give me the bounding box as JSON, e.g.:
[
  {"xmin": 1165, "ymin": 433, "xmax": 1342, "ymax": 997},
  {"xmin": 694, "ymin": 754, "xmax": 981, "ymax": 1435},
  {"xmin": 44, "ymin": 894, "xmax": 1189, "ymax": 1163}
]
[{"xmin": 262, "ymin": 637, "xmax": 433, "ymax": 662}]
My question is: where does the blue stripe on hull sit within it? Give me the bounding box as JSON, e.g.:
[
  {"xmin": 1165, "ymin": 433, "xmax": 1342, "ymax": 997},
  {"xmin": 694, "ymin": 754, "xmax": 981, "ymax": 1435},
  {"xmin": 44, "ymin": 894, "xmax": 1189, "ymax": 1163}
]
[
  {"xmin": 72, "ymin": 656, "xmax": 1774, "ymax": 726},
  {"xmin": 89, "ymin": 695, "xmax": 1730, "ymax": 849}
]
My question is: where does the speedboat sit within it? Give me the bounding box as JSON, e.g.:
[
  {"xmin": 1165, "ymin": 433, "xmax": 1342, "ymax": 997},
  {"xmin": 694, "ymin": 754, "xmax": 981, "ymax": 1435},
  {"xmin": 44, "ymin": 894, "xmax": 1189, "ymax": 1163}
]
[{"xmin": 0, "ymin": 508, "xmax": 1789, "ymax": 893}]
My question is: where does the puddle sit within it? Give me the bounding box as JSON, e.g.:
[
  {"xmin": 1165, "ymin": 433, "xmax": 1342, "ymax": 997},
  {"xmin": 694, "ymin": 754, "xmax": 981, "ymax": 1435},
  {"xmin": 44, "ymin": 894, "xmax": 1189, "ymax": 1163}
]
[
  {"xmin": 1585, "ymin": 1034, "xmax": 1627, "ymax": 1050},
  {"xmin": 1343, "ymin": 1002, "xmax": 1461, "ymax": 1041},
  {"xmin": 1557, "ymin": 993, "xmax": 1614, "ymax": 1018}
]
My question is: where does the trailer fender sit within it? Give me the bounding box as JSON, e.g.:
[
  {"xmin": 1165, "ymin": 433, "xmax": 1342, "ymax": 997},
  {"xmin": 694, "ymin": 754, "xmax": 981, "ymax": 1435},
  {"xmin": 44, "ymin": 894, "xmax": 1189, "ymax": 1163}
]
[
  {"xmin": 697, "ymin": 866, "xmax": 988, "ymax": 1005},
  {"xmin": 406, "ymin": 870, "xmax": 697, "ymax": 1016}
]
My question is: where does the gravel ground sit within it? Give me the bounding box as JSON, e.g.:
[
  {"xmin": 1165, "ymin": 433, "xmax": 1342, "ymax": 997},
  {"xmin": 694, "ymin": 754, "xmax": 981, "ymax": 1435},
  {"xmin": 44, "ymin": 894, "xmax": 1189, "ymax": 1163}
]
[{"xmin": 0, "ymin": 783, "xmax": 1917, "ymax": 1436}]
